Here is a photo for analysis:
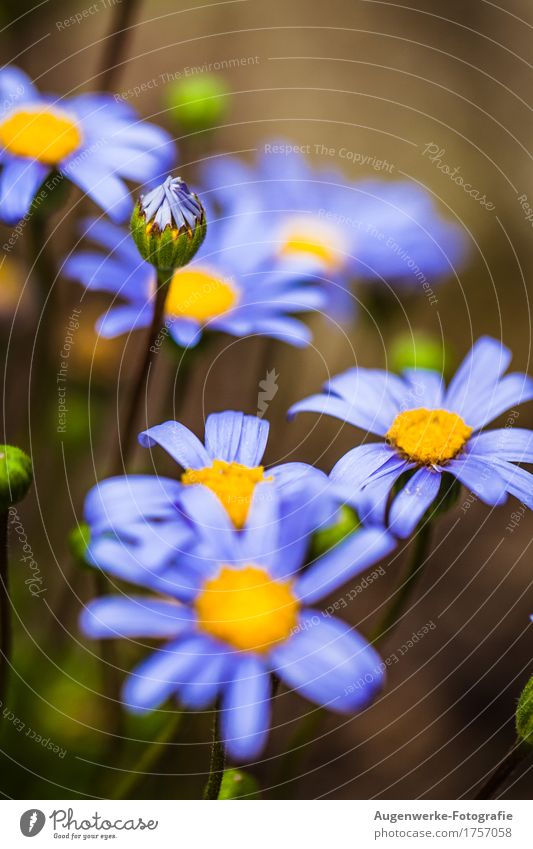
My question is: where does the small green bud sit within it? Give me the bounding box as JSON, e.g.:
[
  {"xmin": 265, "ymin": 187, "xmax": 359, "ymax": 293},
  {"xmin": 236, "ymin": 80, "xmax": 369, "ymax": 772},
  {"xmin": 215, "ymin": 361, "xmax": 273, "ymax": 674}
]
[
  {"xmin": 130, "ymin": 176, "xmax": 206, "ymax": 271},
  {"xmin": 0, "ymin": 445, "xmax": 33, "ymax": 512},
  {"xmin": 165, "ymin": 74, "xmax": 230, "ymax": 132},
  {"xmin": 516, "ymin": 675, "xmax": 533, "ymax": 746},
  {"xmin": 68, "ymin": 522, "xmax": 91, "ymax": 565},
  {"xmin": 309, "ymin": 505, "xmax": 361, "ymax": 559},
  {"xmin": 389, "ymin": 332, "xmax": 452, "ymax": 377},
  {"xmin": 218, "ymin": 768, "xmax": 261, "ymax": 799}
]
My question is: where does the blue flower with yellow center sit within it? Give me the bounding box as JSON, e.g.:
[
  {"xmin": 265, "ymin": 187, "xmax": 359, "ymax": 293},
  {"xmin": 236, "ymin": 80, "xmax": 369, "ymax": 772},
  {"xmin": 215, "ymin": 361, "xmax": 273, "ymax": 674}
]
[
  {"xmin": 290, "ymin": 336, "xmax": 533, "ymax": 538},
  {"xmin": 81, "ymin": 476, "xmax": 396, "ymax": 762},
  {"xmin": 0, "ymin": 66, "xmax": 175, "ymax": 224},
  {"xmin": 63, "ymin": 208, "xmax": 325, "ymax": 347},
  {"xmin": 202, "ymin": 140, "xmax": 466, "ymax": 316},
  {"xmin": 85, "ymin": 412, "xmax": 337, "ymax": 548}
]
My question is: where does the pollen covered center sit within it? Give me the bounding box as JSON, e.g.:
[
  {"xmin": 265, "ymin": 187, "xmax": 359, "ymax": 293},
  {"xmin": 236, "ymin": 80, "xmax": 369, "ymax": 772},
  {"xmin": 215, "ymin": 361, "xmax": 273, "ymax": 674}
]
[
  {"xmin": 386, "ymin": 407, "xmax": 472, "ymax": 465},
  {"xmin": 0, "ymin": 107, "xmax": 82, "ymax": 164},
  {"xmin": 195, "ymin": 565, "xmax": 299, "ymax": 653},
  {"xmin": 279, "ymin": 215, "xmax": 345, "ymax": 269},
  {"xmin": 181, "ymin": 459, "xmax": 269, "ymax": 528},
  {"xmin": 165, "ymin": 268, "xmax": 238, "ymax": 322}
]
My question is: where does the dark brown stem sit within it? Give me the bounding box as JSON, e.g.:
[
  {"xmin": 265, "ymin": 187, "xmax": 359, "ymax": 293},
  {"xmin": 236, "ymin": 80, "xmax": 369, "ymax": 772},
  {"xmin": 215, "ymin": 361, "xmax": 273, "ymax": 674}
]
[
  {"xmin": 203, "ymin": 708, "xmax": 226, "ymax": 799},
  {"xmin": 98, "ymin": 0, "xmax": 142, "ymax": 93},
  {"xmin": 109, "ymin": 273, "xmax": 169, "ymax": 475},
  {"xmin": 475, "ymin": 741, "xmax": 531, "ymax": 799}
]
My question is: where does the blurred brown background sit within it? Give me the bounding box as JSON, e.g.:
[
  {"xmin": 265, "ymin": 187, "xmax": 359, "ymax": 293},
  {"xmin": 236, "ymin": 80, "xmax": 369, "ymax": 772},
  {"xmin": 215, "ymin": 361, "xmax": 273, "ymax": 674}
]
[{"xmin": 1, "ymin": 0, "xmax": 532, "ymax": 800}]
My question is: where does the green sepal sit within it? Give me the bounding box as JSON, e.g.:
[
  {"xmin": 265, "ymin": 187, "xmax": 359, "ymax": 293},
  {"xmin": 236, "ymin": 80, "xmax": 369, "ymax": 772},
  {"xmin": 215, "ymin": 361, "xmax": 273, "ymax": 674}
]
[{"xmin": 218, "ymin": 768, "xmax": 261, "ymax": 799}]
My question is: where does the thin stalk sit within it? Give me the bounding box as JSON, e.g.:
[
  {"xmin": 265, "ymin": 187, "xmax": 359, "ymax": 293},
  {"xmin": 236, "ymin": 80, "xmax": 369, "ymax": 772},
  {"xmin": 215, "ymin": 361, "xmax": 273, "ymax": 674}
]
[
  {"xmin": 0, "ymin": 511, "xmax": 10, "ymax": 705},
  {"xmin": 111, "ymin": 712, "xmax": 181, "ymax": 799},
  {"xmin": 372, "ymin": 521, "xmax": 433, "ymax": 643},
  {"xmin": 109, "ymin": 271, "xmax": 170, "ymax": 475},
  {"xmin": 203, "ymin": 708, "xmax": 226, "ymax": 799},
  {"xmin": 475, "ymin": 740, "xmax": 531, "ymax": 799},
  {"xmin": 98, "ymin": 0, "xmax": 142, "ymax": 92}
]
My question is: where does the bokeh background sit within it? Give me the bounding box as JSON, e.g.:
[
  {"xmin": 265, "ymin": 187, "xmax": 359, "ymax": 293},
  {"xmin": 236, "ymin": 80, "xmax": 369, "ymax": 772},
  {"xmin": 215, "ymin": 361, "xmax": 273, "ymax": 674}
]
[{"xmin": 1, "ymin": 0, "xmax": 533, "ymax": 800}]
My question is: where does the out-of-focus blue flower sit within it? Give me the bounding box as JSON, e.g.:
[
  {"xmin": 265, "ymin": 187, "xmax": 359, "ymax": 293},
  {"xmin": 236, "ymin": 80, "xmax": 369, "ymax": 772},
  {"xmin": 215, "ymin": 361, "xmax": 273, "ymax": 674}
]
[
  {"xmin": 81, "ymin": 480, "xmax": 395, "ymax": 762},
  {"xmin": 290, "ymin": 336, "xmax": 533, "ymax": 538},
  {"xmin": 63, "ymin": 206, "xmax": 325, "ymax": 347},
  {"xmin": 0, "ymin": 66, "xmax": 175, "ymax": 224},
  {"xmin": 201, "ymin": 141, "xmax": 466, "ymax": 316}
]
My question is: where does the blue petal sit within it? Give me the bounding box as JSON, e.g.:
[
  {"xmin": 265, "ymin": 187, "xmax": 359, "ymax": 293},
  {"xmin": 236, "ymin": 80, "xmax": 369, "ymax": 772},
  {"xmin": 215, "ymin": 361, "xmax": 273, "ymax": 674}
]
[
  {"xmin": 96, "ymin": 304, "xmax": 151, "ymax": 337},
  {"xmin": 123, "ymin": 635, "xmax": 209, "ymax": 712},
  {"xmin": 0, "ymin": 158, "xmax": 49, "ymax": 224},
  {"xmin": 167, "ymin": 317, "xmax": 203, "ymax": 348},
  {"xmin": 87, "ymin": 536, "xmax": 203, "ymax": 602},
  {"xmin": 467, "ymin": 428, "xmax": 533, "ymax": 462},
  {"xmin": 330, "ymin": 443, "xmax": 397, "ymax": 491},
  {"xmin": 0, "ymin": 66, "xmax": 36, "ymax": 115},
  {"xmin": 80, "ymin": 596, "xmax": 195, "ymax": 639},
  {"xmin": 84, "ymin": 475, "xmax": 183, "ymax": 535},
  {"xmin": 176, "ymin": 485, "xmax": 239, "ymax": 562},
  {"xmin": 179, "ymin": 650, "xmax": 228, "ymax": 709},
  {"xmin": 220, "ymin": 655, "xmax": 271, "ymax": 762},
  {"xmin": 445, "ymin": 337, "xmax": 512, "ymax": 423},
  {"xmin": 78, "ymin": 216, "xmax": 140, "ymax": 263},
  {"xmin": 402, "ymin": 368, "xmax": 444, "ymax": 408},
  {"xmin": 294, "ymin": 526, "xmax": 396, "ymax": 604},
  {"xmin": 388, "ymin": 467, "xmax": 442, "ymax": 538},
  {"xmin": 62, "ymin": 157, "xmax": 132, "ymax": 222},
  {"xmin": 445, "ymin": 455, "xmax": 509, "ymax": 505},
  {"xmin": 488, "ymin": 460, "xmax": 533, "ymax": 510},
  {"xmin": 471, "ymin": 374, "xmax": 533, "ymax": 429},
  {"xmin": 327, "ymin": 369, "xmax": 406, "ymax": 432},
  {"xmin": 270, "ymin": 612, "xmax": 384, "ymax": 712},
  {"xmin": 139, "ymin": 420, "xmax": 211, "ymax": 468},
  {"xmin": 204, "ymin": 411, "xmax": 269, "ymax": 466}
]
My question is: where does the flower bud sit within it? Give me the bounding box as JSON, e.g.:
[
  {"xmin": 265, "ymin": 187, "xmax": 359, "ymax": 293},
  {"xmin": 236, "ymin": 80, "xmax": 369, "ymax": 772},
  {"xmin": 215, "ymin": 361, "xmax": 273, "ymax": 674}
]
[
  {"xmin": 218, "ymin": 768, "xmax": 261, "ymax": 799},
  {"xmin": 309, "ymin": 505, "xmax": 360, "ymax": 559},
  {"xmin": 516, "ymin": 674, "xmax": 533, "ymax": 746},
  {"xmin": 165, "ymin": 74, "xmax": 230, "ymax": 133},
  {"xmin": 68, "ymin": 522, "xmax": 90, "ymax": 565},
  {"xmin": 0, "ymin": 445, "xmax": 33, "ymax": 512},
  {"xmin": 130, "ymin": 176, "xmax": 206, "ymax": 271},
  {"xmin": 389, "ymin": 331, "xmax": 452, "ymax": 377}
]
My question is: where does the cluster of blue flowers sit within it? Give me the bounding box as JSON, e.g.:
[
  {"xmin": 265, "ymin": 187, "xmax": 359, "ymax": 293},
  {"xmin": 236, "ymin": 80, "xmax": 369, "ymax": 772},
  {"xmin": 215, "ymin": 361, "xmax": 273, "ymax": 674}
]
[{"xmin": 1, "ymin": 64, "xmax": 532, "ymax": 769}]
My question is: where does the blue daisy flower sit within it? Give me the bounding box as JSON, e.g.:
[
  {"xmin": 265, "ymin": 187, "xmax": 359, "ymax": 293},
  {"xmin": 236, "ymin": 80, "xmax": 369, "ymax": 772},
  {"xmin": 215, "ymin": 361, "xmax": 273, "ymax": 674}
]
[
  {"xmin": 0, "ymin": 65, "xmax": 175, "ymax": 224},
  {"xmin": 85, "ymin": 412, "xmax": 338, "ymax": 558},
  {"xmin": 81, "ymin": 482, "xmax": 395, "ymax": 762},
  {"xmin": 63, "ymin": 206, "xmax": 325, "ymax": 347},
  {"xmin": 290, "ymin": 336, "xmax": 533, "ymax": 538},
  {"xmin": 201, "ymin": 140, "xmax": 466, "ymax": 315}
]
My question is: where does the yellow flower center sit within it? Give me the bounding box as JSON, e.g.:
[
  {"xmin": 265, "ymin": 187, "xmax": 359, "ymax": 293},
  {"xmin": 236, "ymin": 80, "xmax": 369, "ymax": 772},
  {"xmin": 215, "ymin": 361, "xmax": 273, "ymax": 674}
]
[
  {"xmin": 181, "ymin": 459, "xmax": 270, "ymax": 528},
  {"xmin": 0, "ymin": 107, "xmax": 83, "ymax": 164},
  {"xmin": 279, "ymin": 215, "xmax": 345, "ymax": 269},
  {"xmin": 165, "ymin": 268, "xmax": 238, "ymax": 322},
  {"xmin": 386, "ymin": 408, "xmax": 473, "ymax": 466},
  {"xmin": 195, "ymin": 565, "xmax": 299, "ymax": 653}
]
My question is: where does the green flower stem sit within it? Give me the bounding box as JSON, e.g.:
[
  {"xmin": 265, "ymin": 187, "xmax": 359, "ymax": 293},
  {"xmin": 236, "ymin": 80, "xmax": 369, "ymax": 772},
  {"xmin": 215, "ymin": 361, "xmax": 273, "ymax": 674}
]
[
  {"xmin": 203, "ymin": 708, "xmax": 226, "ymax": 799},
  {"xmin": 111, "ymin": 712, "xmax": 181, "ymax": 800},
  {"xmin": 0, "ymin": 511, "xmax": 10, "ymax": 705},
  {"xmin": 475, "ymin": 740, "xmax": 531, "ymax": 799},
  {"xmin": 98, "ymin": 0, "xmax": 141, "ymax": 92},
  {"xmin": 109, "ymin": 270, "xmax": 170, "ymax": 475},
  {"xmin": 372, "ymin": 520, "xmax": 433, "ymax": 644}
]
